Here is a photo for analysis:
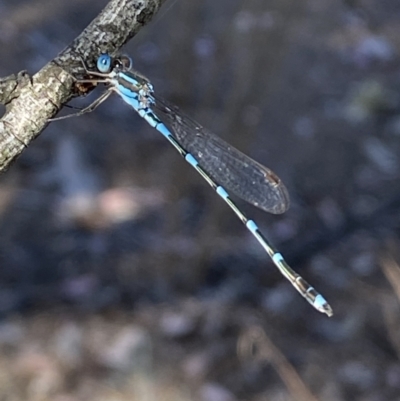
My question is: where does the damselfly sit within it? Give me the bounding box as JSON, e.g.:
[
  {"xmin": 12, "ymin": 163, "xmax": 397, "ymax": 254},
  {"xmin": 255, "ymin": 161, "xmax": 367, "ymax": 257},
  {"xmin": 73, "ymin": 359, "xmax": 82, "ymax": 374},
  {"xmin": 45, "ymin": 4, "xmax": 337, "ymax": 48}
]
[{"xmin": 54, "ymin": 53, "xmax": 333, "ymax": 317}]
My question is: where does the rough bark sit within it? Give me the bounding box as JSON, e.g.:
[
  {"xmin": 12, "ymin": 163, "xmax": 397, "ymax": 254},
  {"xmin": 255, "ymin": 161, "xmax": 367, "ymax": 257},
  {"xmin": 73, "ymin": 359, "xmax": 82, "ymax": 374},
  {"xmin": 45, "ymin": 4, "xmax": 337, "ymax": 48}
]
[{"xmin": 0, "ymin": 0, "xmax": 167, "ymax": 172}]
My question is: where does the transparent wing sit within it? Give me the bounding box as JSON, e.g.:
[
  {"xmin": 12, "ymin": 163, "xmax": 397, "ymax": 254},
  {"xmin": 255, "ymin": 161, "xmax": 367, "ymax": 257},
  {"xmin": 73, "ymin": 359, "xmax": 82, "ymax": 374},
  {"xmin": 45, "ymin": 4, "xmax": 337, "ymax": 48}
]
[{"xmin": 152, "ymin": 95, "xmax": 290, "ymax": 214}]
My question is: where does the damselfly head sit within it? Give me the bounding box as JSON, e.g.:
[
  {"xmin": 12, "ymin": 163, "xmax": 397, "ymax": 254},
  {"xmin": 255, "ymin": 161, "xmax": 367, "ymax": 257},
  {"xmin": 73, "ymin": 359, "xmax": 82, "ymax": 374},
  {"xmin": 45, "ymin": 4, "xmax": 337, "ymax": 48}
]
[{"xmin": 97, "ymin": 54, "xmax": 133, "ymax": 73}]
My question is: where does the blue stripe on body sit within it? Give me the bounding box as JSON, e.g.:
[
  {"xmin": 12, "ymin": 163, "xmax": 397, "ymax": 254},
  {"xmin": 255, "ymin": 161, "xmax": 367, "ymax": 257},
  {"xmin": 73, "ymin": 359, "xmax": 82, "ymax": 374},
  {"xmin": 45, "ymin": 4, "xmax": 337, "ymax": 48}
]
[
  {"xmin": 119, "ymin": 93, "xmax": 140, "ymax": 110},
  {"xmin": 154, "ymin": 122, "xmax": 171, "ymax": 138},
  {"xmin": 141, "ymin": 110, "xmax": 161, "ymax": 128},
  {"xmin": 246, "ymin": 219, "xmax": 258, "ymax": 234},
  {"xmin": 185, "ymin": 153, "xmax": 198, "ymax": 167},
  {"xmin": 138, "ymin": 108, "xmax": 147, "ymax": 118},
  {"xmin": 216, "ymin": 186, "xmax": 229, "ymax": 199},
  {"xmin": 117, "ymin": 83, "xmax": 139, "ymax": 99},
  {"xmin": 272, "ymin": 253, "xmax": 284, "ymax": 264},
  {"xmin": 119, "ymin": 72, "xmax": 141, "ymax": 87},
  {"xmin": 313, "ymin": 294, "xmax": 326, "ymax": 309}
]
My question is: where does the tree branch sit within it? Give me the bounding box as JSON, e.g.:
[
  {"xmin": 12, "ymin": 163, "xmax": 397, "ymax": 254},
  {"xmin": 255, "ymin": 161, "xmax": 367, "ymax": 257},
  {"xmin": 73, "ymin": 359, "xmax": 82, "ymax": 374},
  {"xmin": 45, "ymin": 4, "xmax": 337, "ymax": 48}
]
[{"xmin": 0, "ymin": 0, "xmax": 167, "ymax": 172}]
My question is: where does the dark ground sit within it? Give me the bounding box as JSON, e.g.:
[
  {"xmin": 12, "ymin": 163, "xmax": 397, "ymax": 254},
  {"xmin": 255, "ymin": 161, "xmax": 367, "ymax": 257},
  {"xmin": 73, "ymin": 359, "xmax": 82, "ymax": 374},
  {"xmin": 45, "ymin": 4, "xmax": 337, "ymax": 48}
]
[{"xmin": 1, "ymin": 0, "xmax": 400, "ymax": 400}]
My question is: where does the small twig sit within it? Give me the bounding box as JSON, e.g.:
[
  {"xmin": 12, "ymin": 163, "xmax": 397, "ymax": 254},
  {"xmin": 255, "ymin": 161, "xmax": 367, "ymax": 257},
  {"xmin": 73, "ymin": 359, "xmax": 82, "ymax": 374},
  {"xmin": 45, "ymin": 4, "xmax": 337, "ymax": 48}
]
[{"xmin": 0, "ymin": 0, "xmax": 167, "ymax": 172}]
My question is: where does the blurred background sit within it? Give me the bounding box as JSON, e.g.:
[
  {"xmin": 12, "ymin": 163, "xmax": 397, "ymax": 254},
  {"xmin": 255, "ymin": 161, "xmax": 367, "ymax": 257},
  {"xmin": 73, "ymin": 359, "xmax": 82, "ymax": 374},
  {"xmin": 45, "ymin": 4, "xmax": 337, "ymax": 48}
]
[{"xmin": 1, "ymin": 0, "xmax": 400, "ymax": 400}]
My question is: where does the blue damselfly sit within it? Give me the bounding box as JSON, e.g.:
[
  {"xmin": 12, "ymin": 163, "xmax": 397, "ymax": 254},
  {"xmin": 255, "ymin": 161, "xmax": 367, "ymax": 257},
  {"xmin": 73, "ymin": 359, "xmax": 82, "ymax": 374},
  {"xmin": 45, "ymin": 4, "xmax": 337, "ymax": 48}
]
[{"xmin": 54, "ymin": 54, "xmax": 333, "ymax": 317}]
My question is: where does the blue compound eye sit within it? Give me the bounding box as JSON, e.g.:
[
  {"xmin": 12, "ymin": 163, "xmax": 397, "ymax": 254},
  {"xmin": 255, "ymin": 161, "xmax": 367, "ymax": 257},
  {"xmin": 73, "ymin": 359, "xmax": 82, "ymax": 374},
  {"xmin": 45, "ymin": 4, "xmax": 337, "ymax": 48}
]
[{"xmin": 97, "ymin": 54, "xmax": 112, "ymax": 73}]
